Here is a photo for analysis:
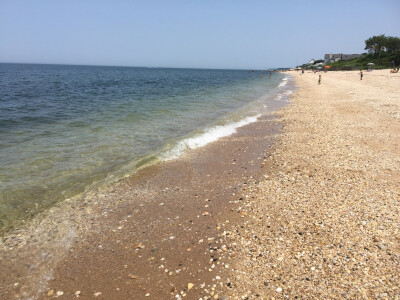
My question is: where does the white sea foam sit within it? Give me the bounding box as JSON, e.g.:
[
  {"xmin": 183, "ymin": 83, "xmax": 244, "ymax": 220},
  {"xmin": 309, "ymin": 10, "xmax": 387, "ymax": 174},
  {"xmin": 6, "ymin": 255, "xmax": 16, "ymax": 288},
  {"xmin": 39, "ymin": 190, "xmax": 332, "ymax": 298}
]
[
  {"xmin": 278, "ymin": 79, "xmax": 288, "ymax": 87},
  {"xmin": 162, "ymin": 115, "xmax": 261, "ymax": 160}
]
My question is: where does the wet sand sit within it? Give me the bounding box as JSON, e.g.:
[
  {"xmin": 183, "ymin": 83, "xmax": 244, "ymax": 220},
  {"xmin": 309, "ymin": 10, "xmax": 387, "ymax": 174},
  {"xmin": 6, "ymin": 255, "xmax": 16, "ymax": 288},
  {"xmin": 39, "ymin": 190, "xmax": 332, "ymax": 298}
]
[
  {"xmin": 0, "ymin": 97, "xmax": 287, "ymax": 299},
  {"xmin": 3, "ymin": 69, "xmax": 398, "ymax": 300}
]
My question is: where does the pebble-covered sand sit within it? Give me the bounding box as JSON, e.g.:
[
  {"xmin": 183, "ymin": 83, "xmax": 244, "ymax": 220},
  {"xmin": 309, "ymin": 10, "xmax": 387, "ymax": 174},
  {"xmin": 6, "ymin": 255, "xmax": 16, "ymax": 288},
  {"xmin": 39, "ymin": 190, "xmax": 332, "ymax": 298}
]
[
  {"xmin": 1, "ymin": 70, "xmax": 399, "ymax": 300},
  {"xmin": 224, "ymin": 70, "xmax": 400, "ymax": 299}
]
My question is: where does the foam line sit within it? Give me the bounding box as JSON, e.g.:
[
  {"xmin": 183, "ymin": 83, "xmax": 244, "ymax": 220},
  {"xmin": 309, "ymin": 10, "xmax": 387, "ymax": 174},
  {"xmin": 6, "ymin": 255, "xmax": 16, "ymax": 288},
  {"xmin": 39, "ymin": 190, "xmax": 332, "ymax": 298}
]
[{"xmin": 162, "ymin": 115, "xmax": 261, "ymax": 160}]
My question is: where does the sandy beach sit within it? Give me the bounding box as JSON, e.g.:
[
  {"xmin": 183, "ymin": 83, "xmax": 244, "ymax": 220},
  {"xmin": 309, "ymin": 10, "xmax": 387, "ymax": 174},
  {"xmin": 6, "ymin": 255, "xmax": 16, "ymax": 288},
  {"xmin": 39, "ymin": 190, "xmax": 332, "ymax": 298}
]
[
  {"xmin": 1, "ymin": 69, "xmax": 399, "ymax": 300},
  {"xmin": 226, "ymin": 69, "xmax": 400, "ymax": 299}
]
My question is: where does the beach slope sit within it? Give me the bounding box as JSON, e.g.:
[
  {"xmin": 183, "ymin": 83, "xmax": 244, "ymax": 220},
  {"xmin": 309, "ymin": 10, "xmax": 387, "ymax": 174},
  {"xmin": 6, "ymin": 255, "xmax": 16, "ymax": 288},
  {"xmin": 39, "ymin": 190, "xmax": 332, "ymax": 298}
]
[
  {"xmin": 1, "ymin": 70, "xmax": 399, "ymax": 299},
  {"xmin": 228, "ymin": 70, "xmax": 400, "ymax": 299}
]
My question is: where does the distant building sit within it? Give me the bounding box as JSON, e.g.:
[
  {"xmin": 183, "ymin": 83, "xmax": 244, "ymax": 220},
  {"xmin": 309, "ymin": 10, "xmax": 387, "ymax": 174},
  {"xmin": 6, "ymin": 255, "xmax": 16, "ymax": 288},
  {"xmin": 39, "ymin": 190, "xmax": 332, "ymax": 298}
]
[
  {"xmin": 324, "ymin": 54, "xmax": 341, "ymax": 64},
  {"xmin": 367, "ymin": 47, "xmax": 387, "ymax": 55},
  {"xmin": 307, "ymin": 59, "xmax": 315, "ymax": 65},
  {"xmin": 324, "ymin": 53, "xmax": 361, "ymax": 64}
]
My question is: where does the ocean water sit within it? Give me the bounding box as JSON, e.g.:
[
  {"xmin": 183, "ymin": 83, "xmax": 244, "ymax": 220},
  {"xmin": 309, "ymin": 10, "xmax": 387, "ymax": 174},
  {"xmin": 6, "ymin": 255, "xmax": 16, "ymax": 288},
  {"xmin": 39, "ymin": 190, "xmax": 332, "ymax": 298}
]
[{"xmin": 0, "ymin": 63, "xmax": 294, "ymax": 233}]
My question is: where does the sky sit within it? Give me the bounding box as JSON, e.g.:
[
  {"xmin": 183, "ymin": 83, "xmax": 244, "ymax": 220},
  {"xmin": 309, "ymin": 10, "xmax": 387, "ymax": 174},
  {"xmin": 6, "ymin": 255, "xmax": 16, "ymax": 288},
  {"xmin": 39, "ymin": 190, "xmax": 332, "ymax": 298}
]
[{"xmin": 0, "ymin": 0, "xmax": 399, "ymax": 69}]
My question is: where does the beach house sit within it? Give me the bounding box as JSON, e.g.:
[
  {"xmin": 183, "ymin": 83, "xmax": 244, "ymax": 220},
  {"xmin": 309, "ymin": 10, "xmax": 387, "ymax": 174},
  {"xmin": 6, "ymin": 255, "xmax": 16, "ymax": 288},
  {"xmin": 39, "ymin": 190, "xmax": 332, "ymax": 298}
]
[{"xmin": 324, "ymin": 53, "xmax": 361, "ymax": 64}]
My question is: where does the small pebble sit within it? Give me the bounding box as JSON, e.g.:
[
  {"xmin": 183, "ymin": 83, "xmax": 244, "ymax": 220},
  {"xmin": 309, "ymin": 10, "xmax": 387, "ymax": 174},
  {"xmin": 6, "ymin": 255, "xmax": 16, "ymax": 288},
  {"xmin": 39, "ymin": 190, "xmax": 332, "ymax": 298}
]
[{"xmin": 377, "ymin": 244, "xmax": 387, "ymax": 251}]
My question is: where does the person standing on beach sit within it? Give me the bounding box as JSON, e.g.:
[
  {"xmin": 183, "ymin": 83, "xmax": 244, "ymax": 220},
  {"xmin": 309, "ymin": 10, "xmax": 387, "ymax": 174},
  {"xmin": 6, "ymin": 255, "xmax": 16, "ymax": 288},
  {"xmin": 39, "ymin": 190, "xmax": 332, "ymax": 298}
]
[
  {"xmin": 360, "ymin": 69, "xmax": 363, "ymax": 80},
  {"xmin": 269, "ymin": 72, "xmax": 272, "ymax": 79},
  {"xmin": 318, "ymin": 74, "xmax": 321, "ymax": 85}
]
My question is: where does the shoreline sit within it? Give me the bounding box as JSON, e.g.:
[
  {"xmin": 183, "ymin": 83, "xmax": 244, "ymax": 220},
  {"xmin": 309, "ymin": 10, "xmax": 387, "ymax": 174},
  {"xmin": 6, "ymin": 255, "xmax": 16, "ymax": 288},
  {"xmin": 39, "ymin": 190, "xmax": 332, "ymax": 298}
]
[
  {"xmin": 0, "ymin": 91, "xmax": 288, "ymax": 299},
  {"xmin": 1, "ymin": 69, "xmax": 398, "ymax": 299},
  {"xmin": 0, "ymin": 71, "xmax": 292, "ymax": 236}
]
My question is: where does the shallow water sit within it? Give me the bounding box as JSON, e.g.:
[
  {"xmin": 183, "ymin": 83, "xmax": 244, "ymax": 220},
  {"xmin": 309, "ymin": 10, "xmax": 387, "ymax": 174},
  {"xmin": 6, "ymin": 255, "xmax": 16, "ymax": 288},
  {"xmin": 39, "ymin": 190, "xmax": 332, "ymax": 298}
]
[{"xmin": 0, "ymin": 63, "xmax": 294, "ymax": 232}]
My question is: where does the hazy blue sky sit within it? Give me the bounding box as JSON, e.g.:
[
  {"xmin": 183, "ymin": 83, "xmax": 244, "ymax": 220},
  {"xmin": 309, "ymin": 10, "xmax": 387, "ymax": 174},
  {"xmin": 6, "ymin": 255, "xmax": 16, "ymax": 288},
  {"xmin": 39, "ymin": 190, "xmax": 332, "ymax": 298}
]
[{"xmin": 1, "ymin": 0, "xmax": 399, "ymax": 69}]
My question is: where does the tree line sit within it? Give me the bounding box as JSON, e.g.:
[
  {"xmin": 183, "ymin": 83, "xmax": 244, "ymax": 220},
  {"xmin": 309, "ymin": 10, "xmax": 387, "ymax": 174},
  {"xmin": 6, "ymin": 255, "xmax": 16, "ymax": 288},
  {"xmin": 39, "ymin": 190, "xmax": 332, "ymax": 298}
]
[
  {"xmin": 327, "ymin": 34, "xmax": 400, "ymax": 70},
  {"xmin": 364, "ymin": 34, "xmax": 400, "ymax": 57},
  {"xmin": 299, "ymin": 34, "xmax": 400, "ymax": 70}
]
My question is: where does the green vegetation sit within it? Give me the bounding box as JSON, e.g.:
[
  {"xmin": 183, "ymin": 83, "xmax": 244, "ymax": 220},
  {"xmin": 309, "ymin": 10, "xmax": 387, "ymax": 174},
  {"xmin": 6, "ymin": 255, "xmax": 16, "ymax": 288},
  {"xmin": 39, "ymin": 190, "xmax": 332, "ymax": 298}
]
[
  {"xmin": 365, "ymin": 34, "xmax": 400, "ymax": 55},
  {"xmin": 329, "ymin": 34, "xmax": 400, "ymax": 70},
  {"xmin": 329, "ymin": 52, "xmax": 400, "ymax": 70}
]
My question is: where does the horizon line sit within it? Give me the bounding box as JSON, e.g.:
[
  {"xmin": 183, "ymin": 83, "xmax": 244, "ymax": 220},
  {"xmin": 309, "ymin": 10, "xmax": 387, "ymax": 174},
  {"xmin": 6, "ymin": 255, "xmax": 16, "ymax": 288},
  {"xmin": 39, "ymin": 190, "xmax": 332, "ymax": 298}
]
[{"xmin": 0, "ymin": 61, "xmax": 290, "ymax": 71}]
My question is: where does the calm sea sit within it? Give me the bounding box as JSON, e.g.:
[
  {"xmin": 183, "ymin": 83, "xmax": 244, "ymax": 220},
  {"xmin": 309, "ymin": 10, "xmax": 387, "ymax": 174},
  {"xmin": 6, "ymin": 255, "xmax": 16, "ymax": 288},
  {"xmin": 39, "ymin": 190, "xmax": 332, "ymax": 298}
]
[{"xmin": 0, "ymin": 63, "xmax": 294, "ymax": 233}]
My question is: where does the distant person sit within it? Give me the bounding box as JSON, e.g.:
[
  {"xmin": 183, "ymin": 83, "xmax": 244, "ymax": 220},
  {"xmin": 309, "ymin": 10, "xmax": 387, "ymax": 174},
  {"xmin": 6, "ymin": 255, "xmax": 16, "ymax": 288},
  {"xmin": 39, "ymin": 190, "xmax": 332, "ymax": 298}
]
[
  {"xmin": 318, "ymin": 74, "xmax": 321, "ymax": 85},
  {"xmin": 261, "ymin": 72, "xmax": 264, "ymax": 78},
  {"xmin": 302, "ymin": 69, "xmax": 304, "ymax": 75},
  {"xmin": 269, "ymin": 72, "xmax": 272, "ymax": 78},
  {"xmin": 360, "ymin": 70, "xmax": 363, "ymax": 80}
]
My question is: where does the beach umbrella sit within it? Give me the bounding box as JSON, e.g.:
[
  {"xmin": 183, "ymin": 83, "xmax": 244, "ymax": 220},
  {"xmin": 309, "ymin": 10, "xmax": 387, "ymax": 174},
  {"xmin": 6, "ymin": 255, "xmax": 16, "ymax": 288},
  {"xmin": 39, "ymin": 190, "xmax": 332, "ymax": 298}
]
[
  {"xmin": 324, "ymin": 66, "xmax": 331, "ymax": 69},
  {"xmin": 317, "ymin": 66, "xmax": 322, "ymax": 69},
  {"xmin": 367, "ymin": 63, "xmax": 375, "ymax": 66}
]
